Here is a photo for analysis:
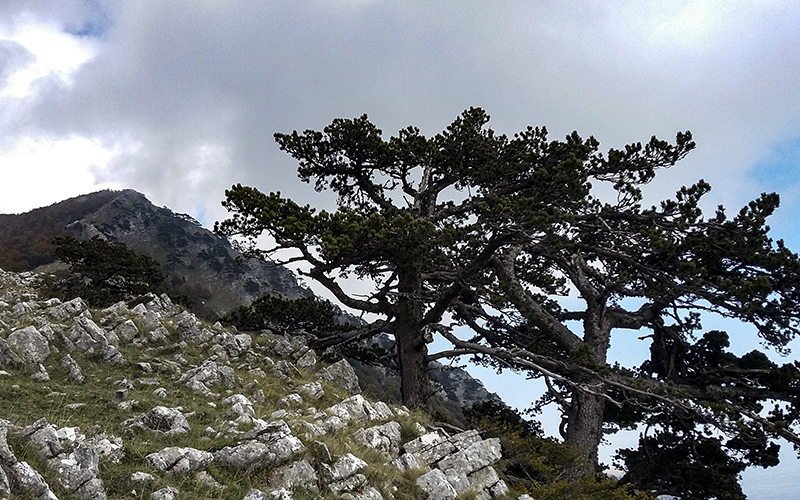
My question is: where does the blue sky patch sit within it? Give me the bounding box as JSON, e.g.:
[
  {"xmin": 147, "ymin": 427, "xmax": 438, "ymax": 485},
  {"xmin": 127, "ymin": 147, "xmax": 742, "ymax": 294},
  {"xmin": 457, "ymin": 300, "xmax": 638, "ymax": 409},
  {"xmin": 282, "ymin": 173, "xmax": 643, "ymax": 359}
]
[
  {"xmin": 751, "ymin": 137, "xmax": 800, "ymax": 191},
  {"xmin": 65, "ymin": 0, "xmax": 111, "ymax": 39}
]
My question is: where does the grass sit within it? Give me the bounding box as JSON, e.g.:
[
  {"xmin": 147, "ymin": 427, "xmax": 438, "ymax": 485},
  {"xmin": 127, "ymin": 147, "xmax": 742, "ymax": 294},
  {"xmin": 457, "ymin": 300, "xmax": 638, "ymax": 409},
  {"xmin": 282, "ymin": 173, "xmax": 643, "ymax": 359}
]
[{"xmin": 0, "ymin": 298, "xmax": 449, "ymax": 500}]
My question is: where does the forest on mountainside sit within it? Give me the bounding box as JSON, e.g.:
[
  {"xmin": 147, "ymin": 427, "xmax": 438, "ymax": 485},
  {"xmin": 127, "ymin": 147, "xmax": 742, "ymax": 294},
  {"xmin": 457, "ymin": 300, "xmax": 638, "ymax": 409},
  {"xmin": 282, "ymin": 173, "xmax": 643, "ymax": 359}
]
[{"xmin": 0, "ymin": 190, "xmax": 119, "ymax": 271}]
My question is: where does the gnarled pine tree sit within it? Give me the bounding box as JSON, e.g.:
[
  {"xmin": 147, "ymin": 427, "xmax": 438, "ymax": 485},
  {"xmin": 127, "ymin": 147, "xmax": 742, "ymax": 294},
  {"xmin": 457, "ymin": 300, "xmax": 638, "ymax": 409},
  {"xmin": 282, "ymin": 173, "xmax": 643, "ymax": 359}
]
[{"xmin": 217, "ymin": 109, "xmax": 800, "ymax": 493}]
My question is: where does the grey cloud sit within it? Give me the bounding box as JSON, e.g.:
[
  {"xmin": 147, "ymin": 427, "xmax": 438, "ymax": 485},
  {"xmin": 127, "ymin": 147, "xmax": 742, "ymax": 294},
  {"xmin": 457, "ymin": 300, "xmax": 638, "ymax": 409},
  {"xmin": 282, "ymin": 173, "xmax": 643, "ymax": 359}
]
[
  {"xmin": 8, "ymin": 1, "xmax": 800, "ymax": 222},
  {"xmin": 0, "ymin": 39, "xmax": 34, "ymax": 88}
]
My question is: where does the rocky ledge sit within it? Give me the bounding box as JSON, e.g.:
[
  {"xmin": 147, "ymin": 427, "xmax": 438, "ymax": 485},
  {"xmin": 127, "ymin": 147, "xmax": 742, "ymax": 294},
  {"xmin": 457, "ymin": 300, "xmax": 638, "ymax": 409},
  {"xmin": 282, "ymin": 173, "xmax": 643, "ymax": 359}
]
[{"xmin": 0, "ymin": 269, "xmax": 522, "ymax": 500}]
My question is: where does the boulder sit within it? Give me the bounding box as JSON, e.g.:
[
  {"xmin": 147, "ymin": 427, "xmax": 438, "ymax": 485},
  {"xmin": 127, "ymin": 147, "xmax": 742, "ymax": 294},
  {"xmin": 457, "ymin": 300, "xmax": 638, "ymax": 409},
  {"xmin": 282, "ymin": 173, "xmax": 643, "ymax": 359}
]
[
  {"xmin": 319, "ymin": 453, "xmax": 367, "ymax": 484},
  {"xmin": 69, "ymin": 316, "xmax": 110, "ymax": 353},
  {"xmin": 354, "ymin": 421, "xmax": 402, "ymax": 458},
  {"xmin": 151, "ymin": 486, "xmax": 180, "ymax": 500},
  {"xmin": 46, "ymin": 297, "xmax": 87, "ymax": 321},
  {"xmin": 7, "ymin": 326, "xmax": 50, "ymax": 364},
  {"xmin": 60, "ymin": 354, "xmax": 85, "ymax": 383},
  {"xmin": 8, "ymin": 461, "xmax": 58, "ymax": 500},
  {"xmin": 146, "ymin": 447, "xmax": 214, "ymax": 474},
  {"xmin": 298, "ymin": 382, "xmax": 324, "ymax": 400},
  {"xmin": 0, "ymin": 420, "xmax": 18, "ymax": 463},
  {"xmin": 214, "ymin": 435, "xmax": 305, "ymax": 473},
  {"xmin": 328, "ymin": 395, "xmax": 392, "ymax": 423},
  {"xmin": 52, "ymin": 440, "xmax": 107, "ymax": 500},
  {"xmin": 0, "ymin": 465, "xmax": 9, "ymax": 498},
  {"xmin": 0, "ymin": 338, "xmax": 24, "ymax": 368},
  {"xmin": 114, "ymin": 319, "xmax": 140, "ymax": 343},
  {"xmin": 178, "ymin": 359, "xmax": 235, "ymax": 391},
  {"xmin": 21, "ymin": 418, "xmax": 63, "ymax": 460},
  {"xmin": 437, "ymin": 438, "xmax": 503, "ymax": 477},
  {"xmin": 242, "ymin": 489, "xmax": 269, "ymax": 500},
  {"xmin": 416, "ymin": 469, "xmax": 457, "ymax": 500},
  {"xmin": 269, "ymin": 459, "xmax": 319, "ymax": 491},
  {"xmin": 316, "ymin": 359, "xmax": 361, "ymax": 394},
  {"xmin": 225, "ymin": 333, "xmax": 252, "ymax": 358},
  {"xmin": 124, "ymin": 406, "xmax": 191, "ymax": 436}
]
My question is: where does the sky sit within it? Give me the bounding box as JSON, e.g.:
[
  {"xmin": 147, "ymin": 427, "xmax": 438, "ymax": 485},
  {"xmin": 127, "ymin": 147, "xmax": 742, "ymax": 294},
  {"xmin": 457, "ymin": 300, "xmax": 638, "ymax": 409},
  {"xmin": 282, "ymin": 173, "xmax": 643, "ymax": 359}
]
[{"xmin": 1, "ymin": 1, "xmax": 800, "ymax": 497}]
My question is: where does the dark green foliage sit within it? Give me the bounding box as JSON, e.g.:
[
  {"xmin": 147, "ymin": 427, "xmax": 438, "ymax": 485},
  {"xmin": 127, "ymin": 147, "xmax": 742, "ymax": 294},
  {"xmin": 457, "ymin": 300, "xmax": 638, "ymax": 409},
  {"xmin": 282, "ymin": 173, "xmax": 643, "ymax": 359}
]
[
  {"xmin": 50, "ymin": 235, "xmax": 168, "ymax": 307},
  {"xmin": 466, "ymin": 401, "xmax": 652, "ymax": 499},
  {"xmin": 618, "ymin": 425, "xmax": 747, "ymax": 500},
  {"xmin": 0, "ymin": 189, "xmax": 119, "ymax": 271},
  {"xmin": 217, "ymin": 108, "xmax": 800, "ymax": 492},
  {"xmin": 221, "ymin": 294, "xmax": 350, "ymax": 332}
]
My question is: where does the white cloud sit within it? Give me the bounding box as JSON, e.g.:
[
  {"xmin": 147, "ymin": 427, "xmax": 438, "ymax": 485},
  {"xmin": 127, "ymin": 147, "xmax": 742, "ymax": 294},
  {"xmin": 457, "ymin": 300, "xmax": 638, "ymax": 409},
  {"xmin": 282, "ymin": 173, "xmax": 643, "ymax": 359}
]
[
  {"xmin": 0, "ymin": 12, "xmax": 97, "ymax": 98},
  {"xmin": 0, "ymin": 135, "xmax": 119, "ymax": 214}
]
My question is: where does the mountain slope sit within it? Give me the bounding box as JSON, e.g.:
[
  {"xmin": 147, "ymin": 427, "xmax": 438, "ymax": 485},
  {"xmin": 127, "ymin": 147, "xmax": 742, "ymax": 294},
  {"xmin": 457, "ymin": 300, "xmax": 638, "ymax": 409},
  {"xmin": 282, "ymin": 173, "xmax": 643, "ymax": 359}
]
[
  {"xmin": 0, "ymin": 268, "xmax": 514, "ymax": 500},
  {"xmin": 0, "ymin": 190, "xmax": 121, "ymax": 271},
  {"xmin": 0, "ymin": 190, "xmax": 310, "ymax": 319}
]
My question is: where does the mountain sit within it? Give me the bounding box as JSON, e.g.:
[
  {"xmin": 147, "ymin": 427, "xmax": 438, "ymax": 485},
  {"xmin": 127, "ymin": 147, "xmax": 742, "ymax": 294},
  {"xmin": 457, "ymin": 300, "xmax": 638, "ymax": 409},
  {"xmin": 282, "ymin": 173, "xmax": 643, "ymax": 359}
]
[
  {"xmin": 0, "ymin": 189, "xmax": 310, "ymax": 319},
  {"xmin": 0, "ymin": 190, "xmax": 121, "ymax": 271}
]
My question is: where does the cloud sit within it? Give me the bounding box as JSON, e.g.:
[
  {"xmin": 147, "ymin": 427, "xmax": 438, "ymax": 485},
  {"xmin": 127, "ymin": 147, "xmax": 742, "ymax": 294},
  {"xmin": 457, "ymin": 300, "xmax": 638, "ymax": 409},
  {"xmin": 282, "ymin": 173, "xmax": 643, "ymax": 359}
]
[
  {"xmin": 0, "ymin": 135, "xmax": 119, "ymax": 214},
  {"xmin": 1, "ymin": 0, "xmax": 798, "ymax": 223}
]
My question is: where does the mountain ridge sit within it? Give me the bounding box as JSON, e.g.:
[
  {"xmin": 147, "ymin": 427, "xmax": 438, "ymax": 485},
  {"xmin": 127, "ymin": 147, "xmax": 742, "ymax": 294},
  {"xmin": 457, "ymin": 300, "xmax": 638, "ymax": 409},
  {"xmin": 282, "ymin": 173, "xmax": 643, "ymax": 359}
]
[{"xmin": 0, "ymin": 189, "xmax": 310, "ymax": 319}]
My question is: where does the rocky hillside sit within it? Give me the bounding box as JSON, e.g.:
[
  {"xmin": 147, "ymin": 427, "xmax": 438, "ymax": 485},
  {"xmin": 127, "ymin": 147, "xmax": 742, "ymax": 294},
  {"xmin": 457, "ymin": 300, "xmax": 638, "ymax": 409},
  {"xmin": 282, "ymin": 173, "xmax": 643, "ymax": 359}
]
[
  {"xmin": 0, "ymin": 268, "xmax": 524, "ymax": 500},
  {"xmin": 0, "ymin": 189, "xmax": 310, "ymax": 319}
]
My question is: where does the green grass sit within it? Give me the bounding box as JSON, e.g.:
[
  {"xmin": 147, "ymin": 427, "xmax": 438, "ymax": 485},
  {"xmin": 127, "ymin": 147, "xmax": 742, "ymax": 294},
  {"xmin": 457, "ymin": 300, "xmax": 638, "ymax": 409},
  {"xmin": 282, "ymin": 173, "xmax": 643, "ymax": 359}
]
[{"xmin": 0, "ymin": 300, "xmax": 447, "ymax": 500}]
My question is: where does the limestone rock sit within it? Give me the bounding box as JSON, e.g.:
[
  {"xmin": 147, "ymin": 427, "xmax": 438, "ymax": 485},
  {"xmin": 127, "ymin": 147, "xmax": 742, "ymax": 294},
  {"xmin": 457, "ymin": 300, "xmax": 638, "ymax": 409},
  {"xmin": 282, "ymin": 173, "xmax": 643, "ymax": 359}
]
[
  {"xmin": 31, "ymin": 363, "xmax": 50, "ymax": 381},
  {"xmin": 124, "ymin": 406, "xmax": 191, "ymax": 436},
  {"xmin": 9, "ymin": 461, "xmax": 58, "ymax": 500},
  {"xmin": 298, "ymin": 382, "xmax": 324, "ymax": 400},
  {"xmin": 0, "ymin": 420, "xmax": 18, "ymax": 463},
  {"xmin": 0, "ymin": 339, "xmax": 23, "ymax": 368},
  {"xmin": 146, "ymin": 447, "xmax": 214, "ymax": 474},
  {"xmin": 52, "ymin": 440, "xmax": 107, "ymax": 500},
  {"xmin": 269, "ymin": 459, "xmax": 318, "ymax": 491},
  {"xmin": 0, "ymin": 465, "xmax": 9, "ymax": 499},
  {"xmin": 114, "ymin": 319, "xmax": 140, "ymax": 343},
  {"xmin": 178, "ymin": 359, "xmax": 235, "ymax": 391},
  {"xmin": 316, "ymin": 359, "xmax": 361, "ymax": 394},
  {"xmin": 7, "ymin": 326, "xmax": 50, "ymax": 364},
  {"xmin": 174, "ymin": 311, "xmax": 210, "ymax": 344},
  {"xmin": 242, "ymin": 489, "xmax": 269, "ymax": 500},
  {"xmin": 225, "ymin": 333, "xmax": 252, "ymax": 358},
  {"xmin": 319, "ymin": 453, "xmax": 367, "ymax": 484},
  {"xmin": 151, "ymin": 486, "xmax": 180, "ymax": 500},
  {"xmin": 21, "ymin": 418, "xmax": 63, "ymax": 460},
  {"xmin": 328, "ymin": 395, "xmax": 392, "ymax": 423},
  {"xmin": 130, "ymin": 472, "xmax": 156, "ymax": 484},
  {"xmin": 295, "ymin": 349, "xmax": 317, "ymax": 370},
  {"xmin": 222, "ymin": 394, "xmax": 255, "ymax": 420},
  {"xmin": 214, "ymin": 434, "xmax": 305, "ymax": 473},
  {"xmin": 101, "ymin": 344, "xmax": 128, "ymax": 366},
  {"xmin": 60, "ymin": 354, "xmax": 84, "ymax": 383},
  {"xmin": 69, "ymin": 316, "xmax": 110, "ymax": 353},
  {"xmin": 353, "ymin": 421, "xmax": 402, "ymax": 458},
  {"xmin": 194, "ymin": 470, "xmax": 223, "ymax": 489},
  {"xmin": 417, "ymin": 469, "xmax": 458, "ymax": 500},
  {"xmin": 46, "ymin": 297, "xmax": 87, "ymax": 321},
  {"xmin": 437, "ymin": 437, "xmax": 502, "ymax": 477},
  {"xmin": 341, "ymin": 487, "xmax": 384, "ymax": 500}
]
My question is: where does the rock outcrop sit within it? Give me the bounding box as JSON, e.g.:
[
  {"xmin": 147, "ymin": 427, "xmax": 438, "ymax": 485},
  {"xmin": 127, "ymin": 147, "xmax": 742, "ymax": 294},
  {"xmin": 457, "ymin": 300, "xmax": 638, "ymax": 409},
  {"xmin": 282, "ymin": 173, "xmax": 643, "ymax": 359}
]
[{"xmin": 0, "ymin": 268, "xmax": 519, "ymax": 500}]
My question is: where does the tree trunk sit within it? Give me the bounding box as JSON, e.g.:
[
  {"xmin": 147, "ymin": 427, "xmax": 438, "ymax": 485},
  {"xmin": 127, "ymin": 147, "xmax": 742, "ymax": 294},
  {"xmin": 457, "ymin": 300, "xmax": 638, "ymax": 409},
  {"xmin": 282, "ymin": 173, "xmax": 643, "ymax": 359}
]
[
  {"xmin": 564, "ymin": 389, "xmax": 606, "ymax": 481},
  {"xmin": 396, "ymin": 321, "xmax": 429, "ymax": 408},
  {"xmin": 563, "ymin": 309, "xmax": 610, "ymax": 481},
  {"xmin": 394, "ymin": 270, "xmax": 429, "ymax": 408}
]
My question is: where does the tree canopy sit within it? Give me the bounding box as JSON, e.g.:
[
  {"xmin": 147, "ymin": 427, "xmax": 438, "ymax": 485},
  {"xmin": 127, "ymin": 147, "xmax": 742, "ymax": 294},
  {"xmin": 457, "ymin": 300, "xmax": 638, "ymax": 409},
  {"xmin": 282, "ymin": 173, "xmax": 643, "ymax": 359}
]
[
  {"xmin": 216, "ymin": 108, "xmax": 800, "ymax": 496},
  {"xmin": 52, "ymin": 235, "xmax": 169, "ymax": 307}
]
